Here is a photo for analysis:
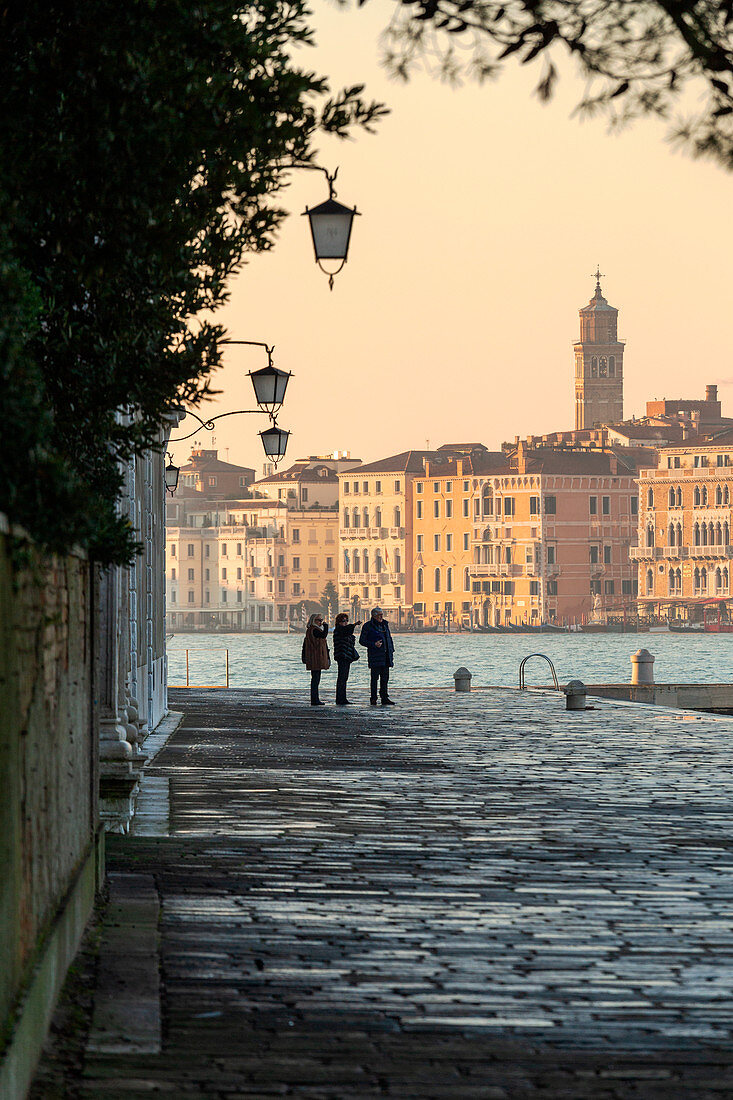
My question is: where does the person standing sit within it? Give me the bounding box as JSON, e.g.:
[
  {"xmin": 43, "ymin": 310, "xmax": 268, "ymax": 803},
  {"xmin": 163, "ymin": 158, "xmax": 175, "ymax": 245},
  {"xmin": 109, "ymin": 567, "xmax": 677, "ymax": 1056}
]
[
  {"xmin": 302, "ymin": 613, "xmax": 329, "ymax": 705},
  {"xmin": 333, "ymin": 612, "xmax": 360, "ymax": 705},
  {"xmin": 359, "ymin": 607, "xmax": 396, "ymax": 706}
]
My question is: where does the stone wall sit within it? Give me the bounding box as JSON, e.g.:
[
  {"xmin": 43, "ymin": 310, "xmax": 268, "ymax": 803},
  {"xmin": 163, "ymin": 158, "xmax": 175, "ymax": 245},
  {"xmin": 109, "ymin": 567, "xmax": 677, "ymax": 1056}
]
[{"xmin": 0, "ymin": 519, "xmax": 97, "ymax": 1074}]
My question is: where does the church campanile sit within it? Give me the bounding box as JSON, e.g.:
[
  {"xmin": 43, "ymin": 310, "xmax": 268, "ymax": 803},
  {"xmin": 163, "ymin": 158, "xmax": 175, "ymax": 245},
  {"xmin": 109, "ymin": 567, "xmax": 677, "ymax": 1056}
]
[{"xmin": 573, "ymin": 269, "xmax": 624, "ymax": 430}]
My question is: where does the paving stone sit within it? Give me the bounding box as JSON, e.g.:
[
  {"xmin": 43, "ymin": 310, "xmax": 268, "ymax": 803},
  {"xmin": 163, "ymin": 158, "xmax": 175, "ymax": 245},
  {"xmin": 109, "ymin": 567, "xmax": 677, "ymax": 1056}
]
[{"xmin": 32, "ymin": 687, "xmax": 733, "ymax": 1097}]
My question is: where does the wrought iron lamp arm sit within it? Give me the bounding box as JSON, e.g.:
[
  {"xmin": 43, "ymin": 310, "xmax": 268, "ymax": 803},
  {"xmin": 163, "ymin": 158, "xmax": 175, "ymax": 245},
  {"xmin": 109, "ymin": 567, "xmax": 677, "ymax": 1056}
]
[
  {"xmin": 281, "ymin": 161, "xmax": 339, "ymax": 198},
  {"xmin": 222, "ymin": 338, "xmax": 275, "ymax": 360},
  {"xmin": 170, "ymin": 408, "xmax": 266, "ymax": 444}
]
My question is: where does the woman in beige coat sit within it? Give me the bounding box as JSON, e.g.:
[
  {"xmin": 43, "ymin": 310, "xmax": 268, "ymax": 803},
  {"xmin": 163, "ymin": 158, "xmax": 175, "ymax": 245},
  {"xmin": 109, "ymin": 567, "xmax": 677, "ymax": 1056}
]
[{"xmin": 301, "ymin": 613, "xmax": 330, "ymax": 705}]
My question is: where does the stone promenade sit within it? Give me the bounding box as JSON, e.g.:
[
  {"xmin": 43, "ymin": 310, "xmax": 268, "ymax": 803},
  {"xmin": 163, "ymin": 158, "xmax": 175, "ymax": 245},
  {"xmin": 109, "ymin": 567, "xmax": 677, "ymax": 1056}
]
[{"xmin": 35, "ymin": 688, "xmax": 733, "ymax": 1097}]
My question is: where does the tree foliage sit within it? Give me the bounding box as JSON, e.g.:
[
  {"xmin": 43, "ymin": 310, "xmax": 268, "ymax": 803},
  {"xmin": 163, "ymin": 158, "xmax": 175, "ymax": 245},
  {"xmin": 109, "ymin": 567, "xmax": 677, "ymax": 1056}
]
[
  {"xmin": 320, "ymin": 580, "xmax": 339, "ymax": 615},
  {"xmin": 0, "ymin": 1, "xmax": 385, "ymax": 563},
  {"xmin": 377, "ymin": 1, "xmax": 733, "ymax": 169}
]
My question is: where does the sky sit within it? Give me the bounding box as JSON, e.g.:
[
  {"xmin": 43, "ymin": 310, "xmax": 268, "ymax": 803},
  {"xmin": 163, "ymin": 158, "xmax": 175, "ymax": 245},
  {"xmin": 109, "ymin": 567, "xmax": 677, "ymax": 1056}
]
[{"xmin": 169, "ymin": 1, "xmax": 733, "ymax": 476}]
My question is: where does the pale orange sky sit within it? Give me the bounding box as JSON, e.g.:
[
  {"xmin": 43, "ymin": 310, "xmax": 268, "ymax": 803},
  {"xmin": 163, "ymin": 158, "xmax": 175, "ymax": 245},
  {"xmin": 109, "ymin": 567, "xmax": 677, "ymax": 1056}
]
[{"xmin": 169, "ymin": 1, "xmax": 733, "ymax": 475}]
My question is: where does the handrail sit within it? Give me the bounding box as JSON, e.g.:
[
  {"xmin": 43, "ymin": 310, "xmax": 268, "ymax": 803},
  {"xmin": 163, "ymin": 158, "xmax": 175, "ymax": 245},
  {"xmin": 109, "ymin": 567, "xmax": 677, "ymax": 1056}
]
[{"xmin": 519, "ymin": 653, "xmax": 559, "ymax": 690}]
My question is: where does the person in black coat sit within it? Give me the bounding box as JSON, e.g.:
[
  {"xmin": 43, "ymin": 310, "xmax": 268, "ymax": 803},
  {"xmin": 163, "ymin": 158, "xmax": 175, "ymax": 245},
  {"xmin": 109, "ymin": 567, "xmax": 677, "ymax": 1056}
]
[
  {"xmin": 332, "ymin": 612, "xmax": 361, "ymax": 705},
  {"xmin": 358, "ymin": 607, "xmax": 396, "ymax": 706}
]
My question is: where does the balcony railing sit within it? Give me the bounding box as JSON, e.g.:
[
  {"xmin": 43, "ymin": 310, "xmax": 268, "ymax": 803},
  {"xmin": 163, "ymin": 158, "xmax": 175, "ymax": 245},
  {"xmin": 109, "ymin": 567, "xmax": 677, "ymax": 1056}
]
[{"xmin": 468, "ymin": 563, "xmax": 520, "ymax": 577}]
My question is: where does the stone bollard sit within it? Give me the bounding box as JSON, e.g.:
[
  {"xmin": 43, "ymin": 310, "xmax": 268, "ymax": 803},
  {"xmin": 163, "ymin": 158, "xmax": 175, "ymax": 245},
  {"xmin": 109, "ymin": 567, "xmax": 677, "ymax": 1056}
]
[
  {"xmin": 453, "ymin": 667, "xmax": 472, "ymax": 693},
  {"xmin": 631, "ymin": 648, "xmax": 655, "ymax": 685},
  {"xmin": 564, "ymin": 680, "xmax": 587, "ymax": 711}
]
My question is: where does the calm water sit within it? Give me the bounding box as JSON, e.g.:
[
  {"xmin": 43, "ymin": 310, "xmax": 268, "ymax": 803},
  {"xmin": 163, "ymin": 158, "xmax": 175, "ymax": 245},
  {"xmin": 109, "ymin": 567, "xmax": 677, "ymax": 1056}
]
[{"xmin": 167, "ymin": 631, "xmax": 733, "ymax": 691}]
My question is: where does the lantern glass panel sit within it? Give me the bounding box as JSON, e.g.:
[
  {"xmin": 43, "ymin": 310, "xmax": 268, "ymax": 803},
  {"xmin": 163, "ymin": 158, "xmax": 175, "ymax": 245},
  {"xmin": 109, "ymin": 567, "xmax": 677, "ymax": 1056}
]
[
  {"xmin": 304, "ymin": 198, "xmax": 357, "ymax": 261},
  {"xmin": 165, "ymin": 464, "xmax": 180, "ymax": 492},
  {"xmin": 250, "ymin": 365, "xmax": 290, "ymax": 410},
  {"xmin": 310, "ymin": 213, "xmax": 352, "ymax": 260},
  {"xmin": 260, "ymin": 426, "xmax": 290, "ymax": 460}
]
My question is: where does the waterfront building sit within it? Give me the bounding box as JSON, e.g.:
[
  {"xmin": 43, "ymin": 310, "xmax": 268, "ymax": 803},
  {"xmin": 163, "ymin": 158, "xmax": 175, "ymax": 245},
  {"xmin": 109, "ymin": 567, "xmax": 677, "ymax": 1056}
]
[
  {"xmin": 574, "ymin": 271, "xmax": 625, "ymax": 430},
  {"xmin": 255, "ymin": 453, "xmax": 356, "ymax": 611},
  {"xmin": 286, "ymin": 509, "xmax": 339, "ymax": 606},
  {"xmin": 178, "ymin": 447, "xmax": 255, "ymax": 497},
  {"xmin": 337, "ymin": 445, "xmax": 494, "ymax": 625},
  {"xmin": 469, "ymin": 442, "xmax": 641, "ymax": 626},
  {"xmin": 631, "ymin": 430, "xmax": 733, "ymax": 622},
  {"xmin": 411, "ymin": 451, "xmax": 504, "ymax": 629},
  {"xmin": 166, "ymin": 492, "xmax": 291, "ymax": 629},
  {"xmin": 337, "ymin": 451, "xmax": 417, "ymax": 622},
  {"xmin": 255, "ymin": 452, "xmax": 361, "ymax": 509}
]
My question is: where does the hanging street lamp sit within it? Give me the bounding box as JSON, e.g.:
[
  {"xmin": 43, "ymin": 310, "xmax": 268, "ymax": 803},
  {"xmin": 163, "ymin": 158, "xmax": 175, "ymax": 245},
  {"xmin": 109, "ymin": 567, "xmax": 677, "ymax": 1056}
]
[
  {"xmin": 169, "ymin": 340, "xmax": 292, "ymax": 465},
  {"xmin": 259, "ymin": 423, "xmax": 290, "ymax": 462},
  {"xmin": 301, "ymin": 167, "xmax": 359, "ymax": 290},
  {"xmin": 248, "ymin": 360, "xmax": 292, "ymax": 415},
  {"xmin": 164, "ymin": 452, "xmax": 180, "ymax": 494}
]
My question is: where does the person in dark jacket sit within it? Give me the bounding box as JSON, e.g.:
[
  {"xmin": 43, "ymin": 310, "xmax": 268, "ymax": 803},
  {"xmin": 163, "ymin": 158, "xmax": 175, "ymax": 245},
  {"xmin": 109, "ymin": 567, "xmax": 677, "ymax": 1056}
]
[
  {"xmin": 332, "ymin": 612, "xmax": 361, "ymax": 705},
  {"xmin": 302, "ymin": 613, "xmax": 329, "ymax": 705},
  {"xmin": 359, "ymin": 607, "xmax": 396, "ymax": 705}
]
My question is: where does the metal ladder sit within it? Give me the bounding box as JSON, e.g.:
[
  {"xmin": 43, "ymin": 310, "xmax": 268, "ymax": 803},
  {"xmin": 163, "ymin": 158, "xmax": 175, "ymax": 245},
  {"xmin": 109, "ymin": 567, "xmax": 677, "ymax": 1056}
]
[{"xmin": 519, "ymin": 653, "xmax": 560, "ymax": 690}]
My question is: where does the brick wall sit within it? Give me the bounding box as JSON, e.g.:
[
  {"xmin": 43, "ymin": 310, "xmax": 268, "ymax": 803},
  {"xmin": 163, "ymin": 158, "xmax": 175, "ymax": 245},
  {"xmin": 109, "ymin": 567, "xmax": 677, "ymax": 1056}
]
[{"xmin": 0, "ymin": 522, "xmax": 96, "ymax": 1048}]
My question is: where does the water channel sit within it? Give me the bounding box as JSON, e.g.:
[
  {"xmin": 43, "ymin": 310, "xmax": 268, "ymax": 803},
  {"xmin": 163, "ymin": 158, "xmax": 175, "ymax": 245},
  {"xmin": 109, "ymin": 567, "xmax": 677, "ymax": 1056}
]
[{"xmin": 167, "ymin": 630, "xmax": 733, "ymax": 692}]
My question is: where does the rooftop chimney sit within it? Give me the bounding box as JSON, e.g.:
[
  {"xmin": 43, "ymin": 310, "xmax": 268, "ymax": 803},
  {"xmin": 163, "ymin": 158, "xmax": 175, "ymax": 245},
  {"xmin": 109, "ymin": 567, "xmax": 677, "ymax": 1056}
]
[{"xmin": 706, "ymin": 384, "xmax": 718, "ymax": 403}]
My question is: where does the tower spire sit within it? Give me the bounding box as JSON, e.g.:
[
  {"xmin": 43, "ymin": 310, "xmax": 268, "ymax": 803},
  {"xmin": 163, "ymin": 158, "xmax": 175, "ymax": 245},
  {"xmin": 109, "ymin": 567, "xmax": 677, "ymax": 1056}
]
[{"xmin": 592, "ymin": 265, "xmax": 604, "ymax": 293}]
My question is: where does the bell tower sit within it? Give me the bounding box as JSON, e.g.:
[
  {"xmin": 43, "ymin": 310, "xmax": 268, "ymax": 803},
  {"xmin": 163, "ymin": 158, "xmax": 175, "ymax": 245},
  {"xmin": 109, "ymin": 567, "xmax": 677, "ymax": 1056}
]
[{"xmin": 574, "ymin": 269, "xmax": 625, "ymax": 430}]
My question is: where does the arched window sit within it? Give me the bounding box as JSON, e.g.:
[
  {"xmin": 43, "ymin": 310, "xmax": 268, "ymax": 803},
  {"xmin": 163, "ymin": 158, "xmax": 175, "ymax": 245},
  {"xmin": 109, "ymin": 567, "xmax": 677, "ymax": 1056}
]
[
  {"xmin": 676, "ymin": 568, "xmax": 682, "ymax": 592},
  {"xmin": 708, "ymin": 522, "xmax": 715, "ymax": 544},
  {"xmin": 353, "ymin": 551, "xmax": 360, "ymax": 573},
  {"xmin": 716, "ymin": 485, "xmax": 723, "ymax": 506},
  {"xmin": 725, "ymin": 521, "xmax": 730, "ymax": 545},
  {"xmin": 668, "ymin": 523, "xmax": 675, "ymax": 546},
  {"xmin": 668, "ymin": 568, "xmax": 676, "ymax": 594},
  {"xmin": 608, "ymin": 355, "xmax": 616, "ymax": 376},
  {"xmin": 394, "ymin": 551, "xmax": 401, "ymax": 573},
  {"xmin": 352, "ymin": 507, "xmax": 359, "ymax": 528},
  {"xmin": 434, "ymin": 567, "xmax": 441, "ymax": 593},
  {"xmin": 702, "ymin": 522, "xmax": 708, "ymax": 546},
  {"xmin": 717, "ymin": 522, "xmax": 723, "ymax": 545},
  {"xmin": 646, "ymin": 568, "xmax": 654, "ymax": 595},
  {"xmin": 676, "ymin": 487, "xmax": 682, "ymax": 507},
  {"xmin": 446, "ymin": 567, "xmax": 453, "ymax": 592},
  {"xmin": 701, "ymin": 567, "xmax": 708, "ymax": 592},
  {"xmin": 375, "ymin": 507, "xmax": 382, "ymax": 527},
  {"xmin": 375, "ymin": 551, "xmax": 383, "ymax": 573},
  {"xmin": 724, "ymin": 567, "xmax": 729, "ymax": 591},
  {"xmin": 677, "ymin": 522, "xmax": 683, "ymax": 546},
  {"xmin": 669, "ymin": 487, "xmax": 676, "ymax": 508},
  {"xmin": 716, "ymin": 567, "xmax": 722, "ymax": 592},
  {"xmin": 694, "ymin": 487, "xmax": 701, "ymax": 506},
  {"xmin": 646, "ymin": 525, "xmax": 655, "ymax": 547},
  {"xmin": 725, "ymin": 486, "xmax": 730, "ymax": 505},
  {"xmin": 599, "ymin": 355, "xmax": 608, "ymax": 377},
  {"xmin": 394, "ymin": 507, "xmax": 401, "ymax": 527},
  {"xmin": 363, "ymin": 508, "xmax": 369, "ymax": 528},
  {"xmin": 694, "ymin": 566, "xmax": 700, "ymax": 592},
  {"xmin": 343, "ymin": 509, "xmax": 350, "ymax": 528},
  {"xmin": 464, "ymin": 567, "xmax": 470, "ymax": 591},
  {"xmin": 694, "ymin": 522, "xmax": 701, "ymax": 545},
  {"xmin": 591, "ymin": 356, "xmax": 598, "ymax": 377},
  {"xmin": 647, "ymin": 487, "xmax": 654, "ymax": 508},
  {"xmin": 482, "ymin": 487, "xmax": 492, "ymax": 516},
  {"xmin": 703, "ymin": 486, "xmax": 709, "ymax": 506},
  {"xmin": 416, "ymin": 568, "xmax": 423, "ymax": 593}
]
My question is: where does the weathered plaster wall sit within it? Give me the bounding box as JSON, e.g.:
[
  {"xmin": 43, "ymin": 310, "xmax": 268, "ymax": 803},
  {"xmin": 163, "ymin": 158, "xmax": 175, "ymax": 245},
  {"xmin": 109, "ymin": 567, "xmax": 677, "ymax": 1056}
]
[{"xmin": 0, "ymin": 522, "xmax": 96, "ymax": 1051}]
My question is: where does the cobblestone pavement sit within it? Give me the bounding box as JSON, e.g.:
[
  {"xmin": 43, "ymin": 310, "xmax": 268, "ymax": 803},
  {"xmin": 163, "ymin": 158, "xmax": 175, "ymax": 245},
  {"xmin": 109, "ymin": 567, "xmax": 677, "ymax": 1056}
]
[{"xmin": 77, "ymin": 689, "xmax": 733, "ymax": 1095}]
